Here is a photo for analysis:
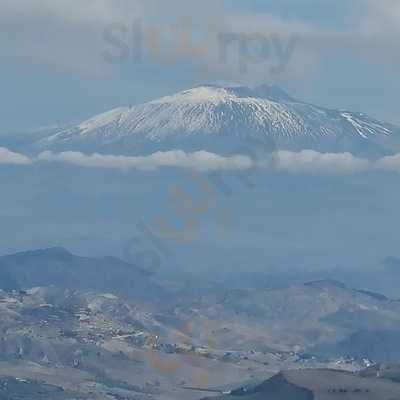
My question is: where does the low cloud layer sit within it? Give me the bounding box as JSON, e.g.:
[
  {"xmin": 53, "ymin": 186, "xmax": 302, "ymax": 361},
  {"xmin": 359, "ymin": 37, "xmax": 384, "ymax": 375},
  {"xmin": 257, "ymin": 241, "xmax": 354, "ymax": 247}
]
[
  {"xmin": 271, "ymin": 150, "xmax": 370, "ymax": 174},
  {"xmin": 38, "ymin": 149, "xmax": 371, "ymax": 173},
  {"xmin": 0, "ymin": 147, "xmax": 32, "ymax": 165},
  {"xmin": 37, "ymin": 150, "xmax": 253, "ymax": 171},
  {"xmin": 376, "ymin": 154, "xmax": 400, "ymax": 172},
  {"xmin": 3, "ymin": 147, "xmax": 400, "ymax": 174}
]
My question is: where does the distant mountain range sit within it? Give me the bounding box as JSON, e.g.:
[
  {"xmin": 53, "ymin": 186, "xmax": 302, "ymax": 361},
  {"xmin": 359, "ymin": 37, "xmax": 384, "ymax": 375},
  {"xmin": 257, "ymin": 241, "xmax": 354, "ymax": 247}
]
[
  {"xmin": 174, "ymin": 279, "xmax": 400, "ymax": 361},
  {"xmin": 1, "ymin": 247, "xmax": 400, "ymax": 399},
  {"xmin": 19, "ymin": 84, "xmax": 400, "ymax": 156},
  {"xmin": 2, "ymin": 248, "xmax": 400, "ymax": 362}
]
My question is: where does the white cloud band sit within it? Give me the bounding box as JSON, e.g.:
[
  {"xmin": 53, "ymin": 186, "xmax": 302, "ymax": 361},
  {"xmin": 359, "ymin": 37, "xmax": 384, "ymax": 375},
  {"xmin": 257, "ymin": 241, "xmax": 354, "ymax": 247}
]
[
  {"xmin": 37, "ymin": 150, "xmax": 253, "ymax": 171},
  {"xmin": 4, "ymin": 147, "xmax": 400, "ymax": 174},
  {"xmin": 271, "ymin": 150, "xmax": 370, "ymax": 174},
  {"xmin": 0, "ymin": 147, "xmax": 32, "ymax": 165}
]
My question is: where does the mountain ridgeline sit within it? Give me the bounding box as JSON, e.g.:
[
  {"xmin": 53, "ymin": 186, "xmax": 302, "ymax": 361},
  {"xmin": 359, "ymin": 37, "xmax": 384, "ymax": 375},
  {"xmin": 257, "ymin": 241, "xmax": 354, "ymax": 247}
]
[
  {"xmin": 0, "ymin": 247, "xmax": 160, "ymax": 301},
  {"xmin": 29, "ymin": 84, "xmax": 400, "ymax": 156}
]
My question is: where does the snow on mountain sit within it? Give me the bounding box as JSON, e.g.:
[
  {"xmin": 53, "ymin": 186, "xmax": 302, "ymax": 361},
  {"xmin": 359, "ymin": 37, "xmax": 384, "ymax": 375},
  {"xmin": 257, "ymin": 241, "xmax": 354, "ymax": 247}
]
[{"xmin": 37, "ymin": 84, "xmax": 400, "ymax": 156}]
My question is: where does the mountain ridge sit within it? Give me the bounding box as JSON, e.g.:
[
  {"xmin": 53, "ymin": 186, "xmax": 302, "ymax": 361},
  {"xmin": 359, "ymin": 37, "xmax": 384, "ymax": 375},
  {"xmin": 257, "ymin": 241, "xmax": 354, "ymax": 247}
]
[
  {"xmin": 31, "ymin": 84, "xmax": 400, "ymax": 156},
  {"xmin": 0, "ymin": 247, "xmax": 160, "ymax": 301}
]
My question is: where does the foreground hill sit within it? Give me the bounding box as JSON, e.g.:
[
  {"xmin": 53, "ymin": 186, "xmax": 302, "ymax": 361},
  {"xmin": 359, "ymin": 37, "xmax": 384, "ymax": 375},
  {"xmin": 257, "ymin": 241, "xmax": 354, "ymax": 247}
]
[{"xmin": 204, "ymin": 369, "xmax": 400, "ymax": 399}]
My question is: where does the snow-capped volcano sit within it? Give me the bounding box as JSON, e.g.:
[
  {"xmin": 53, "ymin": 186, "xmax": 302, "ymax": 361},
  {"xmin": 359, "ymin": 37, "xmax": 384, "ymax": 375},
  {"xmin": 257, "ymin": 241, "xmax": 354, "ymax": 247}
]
[{"xmin": 37, "ymin": 84, "xmax": 400, "ymax": 156}]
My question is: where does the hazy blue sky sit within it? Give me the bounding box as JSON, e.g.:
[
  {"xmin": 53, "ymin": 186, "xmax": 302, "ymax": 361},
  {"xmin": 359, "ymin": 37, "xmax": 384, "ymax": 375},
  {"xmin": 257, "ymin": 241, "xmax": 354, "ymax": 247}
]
[{"xmin": 1, "ymin": 0, "xmax": 399, "ymax": 132}]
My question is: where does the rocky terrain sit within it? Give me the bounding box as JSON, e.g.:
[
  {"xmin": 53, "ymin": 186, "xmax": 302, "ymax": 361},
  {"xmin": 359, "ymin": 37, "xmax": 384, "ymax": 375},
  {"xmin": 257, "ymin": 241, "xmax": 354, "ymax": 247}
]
[
  {"xmin": 0, "ymin": 284, "xmax": 367, "ymax": 400},
  {"xmin": 169, "ymin": 279, "xmax": 400, "ymax": 360},
  {"xmin": 0, "ymin": 248, "xmax": 399, "ymax": 398}
]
